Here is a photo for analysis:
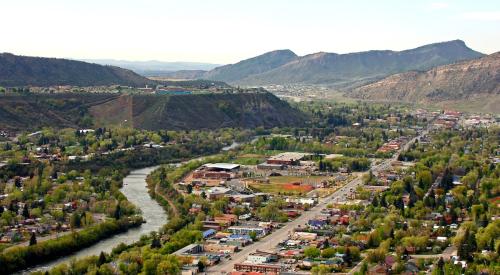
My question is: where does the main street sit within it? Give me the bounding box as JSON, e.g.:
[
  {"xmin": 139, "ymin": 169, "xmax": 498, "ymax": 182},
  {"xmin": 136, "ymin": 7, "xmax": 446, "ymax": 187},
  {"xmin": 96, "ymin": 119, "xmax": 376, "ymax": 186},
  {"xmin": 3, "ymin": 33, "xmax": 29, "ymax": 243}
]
[{"xmin": 207, "ymin": 129, "xmax": 428, "ymax": 274}]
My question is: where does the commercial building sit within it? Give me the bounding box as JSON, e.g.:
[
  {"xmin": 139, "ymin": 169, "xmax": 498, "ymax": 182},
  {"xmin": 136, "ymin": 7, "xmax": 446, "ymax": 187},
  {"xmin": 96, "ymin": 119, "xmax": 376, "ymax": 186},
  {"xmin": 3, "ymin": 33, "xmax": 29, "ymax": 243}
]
[
  {"xmin": 234, "ymin": 263, "xmax": 283, "ymax": 273},
  {"xmin": 228, "ymin": 226, "xmax": 268, "ymax": 237},
  {"xmin": 173, "ymin": 244, "xmax": 203, "ymax": 256},
  {"xmin": 266, "ymin": 152, "xmax": 310, "ymax": 166}
]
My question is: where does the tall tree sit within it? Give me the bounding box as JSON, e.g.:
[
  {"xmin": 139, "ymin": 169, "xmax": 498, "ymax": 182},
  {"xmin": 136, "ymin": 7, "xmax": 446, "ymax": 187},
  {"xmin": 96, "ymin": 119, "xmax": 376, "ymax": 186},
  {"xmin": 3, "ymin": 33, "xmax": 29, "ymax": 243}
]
[{"xmin": 29, "ymin": 232, "xmax": 37, "ymax": 246}]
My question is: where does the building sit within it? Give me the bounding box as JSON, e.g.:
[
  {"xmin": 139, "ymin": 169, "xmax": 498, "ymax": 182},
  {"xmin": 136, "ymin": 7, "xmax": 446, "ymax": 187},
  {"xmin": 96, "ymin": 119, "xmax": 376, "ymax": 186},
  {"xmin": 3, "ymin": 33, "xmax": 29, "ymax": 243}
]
[
  {"xmin": 266, "ymin": 152, "xmax": 310, "ymax": 166},
  {"xmin": 247, "ymin": 251, "xmax": 278, "ymax": 264},
  {"xmin": 234, "ymin": 263, "xmax": 283, "ymax": 273},
  {"xmin": 223, "ymin": 234, "xmax": 253, "ymax": 247},
  {"xmin": 228, "ymin": 226, "xmax": 268, "ymax": 237},
  {"xmin": 206, "ymin": 187, "xmax": 232, "ymax": 200},
  {"xmin": 286, "ymin": 197, "xmax": 317, "ymax": 206},
  {"xmin": 256, "ymin": 163, "xmax": 285, "ymax": 170},
  {"xmin": 192, "ymin": 163, "xmax": 240, "ymax": 181},
  {"xmin": 203, "ymin": 243, "xmax": 238, "ymax": 253},
  {"xmin": 203, "ymin": 229, "xmax": 216, "ymax": 239},
  {"xmin": 173, "ymin": 244, "xmax": 203, "ymax": 256},
  {"xmin": 214, "ymin": 214, "xmax": 238, "ymax": 225},
  {"xmin": 292, "ymin": 232, "xmax": 317, "ymax": 241},
  {"xmin": 204, "ymin": 163, "xmax": 240, "ymax": 172}
]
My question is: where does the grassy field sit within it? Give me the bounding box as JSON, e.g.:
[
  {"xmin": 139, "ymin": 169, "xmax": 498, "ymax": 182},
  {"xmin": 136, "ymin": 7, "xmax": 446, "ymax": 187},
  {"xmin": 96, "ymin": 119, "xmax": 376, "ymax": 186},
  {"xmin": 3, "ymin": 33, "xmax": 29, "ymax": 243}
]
[
  {"xmin": 249, "ymin": 175, "xmax": 330, "ymax": 196},
  {"xmin": 233, "ymin": 153, "xmax": 266, "ymax": 165}
]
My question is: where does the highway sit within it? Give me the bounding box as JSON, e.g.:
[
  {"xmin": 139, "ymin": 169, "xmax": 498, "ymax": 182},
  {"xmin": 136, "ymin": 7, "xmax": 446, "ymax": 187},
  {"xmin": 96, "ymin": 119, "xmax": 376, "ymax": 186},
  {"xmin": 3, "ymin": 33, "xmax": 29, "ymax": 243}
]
[{"xmin": 207, "ymin": 130, "xmax": 428, "ymax": 274}]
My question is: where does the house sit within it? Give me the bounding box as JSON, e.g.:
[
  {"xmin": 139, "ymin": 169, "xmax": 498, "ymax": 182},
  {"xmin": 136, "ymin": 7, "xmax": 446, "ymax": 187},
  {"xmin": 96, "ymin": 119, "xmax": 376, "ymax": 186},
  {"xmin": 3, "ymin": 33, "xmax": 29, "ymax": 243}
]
[
  {"xmin": 292, "ymin": 232, "xmax": 317, "ymax": 241},
  {"xmin": 203, "ymin": 229, "xmax": 216, "ymax": 239},
  {"xmin": 404, "ymin": 260, "xmax": 419, "ymax": 274},
  {"xmin": 214, "ymin": 214, "xmax": 238, "ymax": 225},
  {"xmin": 230, "ymin": 272, "xmax": 270, "ymax": 275},
  {"xmin": 239, "ymin": 213, "xmax": 252, "ymax": 220},
  {"xmin": 308, "ymin": 219, "xmax": 327, "ymax": 229},
  {"xmin": 202, "ymin": 221, "xmax": 224, "ymax": 231},
  {"xmin": 452, "ymin": 175, "xmax": 463, "ymax": 185},
  {"xmin": 369, "ymin": 264, "xmax": 389, "ymax": 275}
]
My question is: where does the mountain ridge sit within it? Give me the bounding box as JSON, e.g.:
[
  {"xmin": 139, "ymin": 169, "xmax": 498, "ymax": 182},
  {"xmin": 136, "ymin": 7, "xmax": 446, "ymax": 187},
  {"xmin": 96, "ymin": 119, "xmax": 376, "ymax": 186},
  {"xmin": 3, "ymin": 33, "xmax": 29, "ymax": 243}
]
[
  {"xmin": 231, "ymin": 40, "xmax": 484, "ymax": 87},
  {"xmin": 350, "ymin": 51, "xmax": 500, "ymax": 113},
  {"xmin": 203, "ymin": 49, "xmax": 298, "ymax": 83},
  {"xmin": 0, "ymin": 53, "xmax": 155, "ymax": 87}
]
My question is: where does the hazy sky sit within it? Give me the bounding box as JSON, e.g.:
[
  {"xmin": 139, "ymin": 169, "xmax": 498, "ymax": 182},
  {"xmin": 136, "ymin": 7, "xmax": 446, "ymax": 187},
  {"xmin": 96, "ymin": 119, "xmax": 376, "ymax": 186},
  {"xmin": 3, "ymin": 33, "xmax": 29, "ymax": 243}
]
[{"xmin": 2, "ymin": 0, "xmax": 499, "ymax": 64}]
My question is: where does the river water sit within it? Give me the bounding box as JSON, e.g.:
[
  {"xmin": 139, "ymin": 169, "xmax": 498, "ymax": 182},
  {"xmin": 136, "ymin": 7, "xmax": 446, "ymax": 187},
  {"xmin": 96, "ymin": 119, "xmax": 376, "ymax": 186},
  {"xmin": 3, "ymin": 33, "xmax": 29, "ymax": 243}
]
[{"xmin": 19, "ymin": 166, "xmax": 168, "ymax": 274}]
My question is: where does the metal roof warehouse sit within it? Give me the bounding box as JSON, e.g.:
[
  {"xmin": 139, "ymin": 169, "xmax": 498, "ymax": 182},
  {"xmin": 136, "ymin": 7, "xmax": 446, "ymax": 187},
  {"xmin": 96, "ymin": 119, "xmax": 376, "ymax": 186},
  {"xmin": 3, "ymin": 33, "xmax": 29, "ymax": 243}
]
[{"xmin": 204, "ymin": 163, "xmax": 241, "ymax": 171}]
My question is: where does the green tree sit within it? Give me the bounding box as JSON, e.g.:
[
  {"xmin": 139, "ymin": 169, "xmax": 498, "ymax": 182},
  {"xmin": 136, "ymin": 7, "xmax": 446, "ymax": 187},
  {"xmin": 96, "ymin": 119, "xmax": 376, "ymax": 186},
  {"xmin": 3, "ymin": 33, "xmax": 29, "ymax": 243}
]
[
  {"xmin": 70, "ymin": 212, "xmax": 82, "ymax": 229},
  {"xmin": 304, "ymin": 246, "xmax": 321, "ymax": 258},
  {"xmin": 321, "ymin": 247, "xmax": 336, "ymax": 258}
]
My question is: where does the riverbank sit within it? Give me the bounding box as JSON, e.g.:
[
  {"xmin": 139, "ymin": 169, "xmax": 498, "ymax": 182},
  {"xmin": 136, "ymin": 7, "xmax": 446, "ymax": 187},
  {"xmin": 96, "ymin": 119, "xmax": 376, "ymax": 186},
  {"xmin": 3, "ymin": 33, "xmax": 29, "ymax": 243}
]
[
  {"xmin": 10, "ymin": 166, "xmax": 168, "ymax": 274},
  {"xmin": 0, "ymin": 217, "xmax": 142, "ymax": 274}
]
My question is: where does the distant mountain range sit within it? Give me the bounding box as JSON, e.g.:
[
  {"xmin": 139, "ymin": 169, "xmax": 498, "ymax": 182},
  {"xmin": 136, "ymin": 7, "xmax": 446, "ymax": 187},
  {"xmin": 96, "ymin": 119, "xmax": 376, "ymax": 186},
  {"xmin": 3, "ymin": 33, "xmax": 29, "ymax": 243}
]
[
  {"xmin": 0, "ymin": 53, "xmax": 154, "ymax": 87},
  {"xmin": 165, "ymin": 40, "xmax": 484, "ymax": 88},
  {"xmin": 203, "ymin": 49, "xmax": 298, "ymax": 83},
  {"xmin": 82, "ymin": 59, "xmax": 220, "ymax": 77},
  {"xmin": 350, "ymin": 52, "xmax": 500, "ymax": 113}
]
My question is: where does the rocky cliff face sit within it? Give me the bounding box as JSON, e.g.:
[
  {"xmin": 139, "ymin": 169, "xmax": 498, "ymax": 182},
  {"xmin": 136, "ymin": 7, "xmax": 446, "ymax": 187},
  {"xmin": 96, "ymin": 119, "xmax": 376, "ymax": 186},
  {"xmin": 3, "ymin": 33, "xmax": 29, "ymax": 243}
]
[
  {"xmin": 0, "ymin": 92, "xmax": 306, "ymax": 131},
  {"xmin": 351, "ymin": 52, "xmax": 500, "ymax": 105},
  {"xmin": 93, "ymin": 92, "xmax": 307, "ymax": 130}
]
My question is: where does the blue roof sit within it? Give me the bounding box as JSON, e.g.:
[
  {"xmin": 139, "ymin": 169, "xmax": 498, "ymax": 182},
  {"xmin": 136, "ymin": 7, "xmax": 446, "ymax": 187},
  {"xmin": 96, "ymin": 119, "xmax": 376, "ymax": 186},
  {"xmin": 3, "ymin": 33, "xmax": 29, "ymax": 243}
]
[
  {"xmin": 203, "ymin": 229, "xmax": 216, "ymax": 238},
  {"xmin": 308, "ymin": 219, "xmax": 326, "ymax": 226}
]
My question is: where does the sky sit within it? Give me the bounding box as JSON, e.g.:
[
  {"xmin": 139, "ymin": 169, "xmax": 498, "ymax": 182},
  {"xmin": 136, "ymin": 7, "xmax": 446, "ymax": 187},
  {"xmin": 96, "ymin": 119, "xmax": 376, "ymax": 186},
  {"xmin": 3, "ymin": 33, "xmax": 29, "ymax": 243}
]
[{"xmin": 1, "ymin": 0, "xmax": 500, "ymax": 64}]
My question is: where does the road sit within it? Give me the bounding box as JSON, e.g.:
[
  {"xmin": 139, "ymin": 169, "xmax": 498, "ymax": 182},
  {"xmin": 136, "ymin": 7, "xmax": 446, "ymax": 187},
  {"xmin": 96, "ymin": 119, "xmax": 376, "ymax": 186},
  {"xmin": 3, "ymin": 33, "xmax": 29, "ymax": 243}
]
[
  {"xmin": 410, "ymin": 245, "xmax": 457, "ymax": 260},
  {"xmin": 207, "ymin": 130, "xmax": 428, "ymax": 274},
  {"xmin": 207, "ymin": 157, "xmax": 396, "ymax": 274},
  {"xmin": 207, "ymin": 175, "xmax": 365, "ymax": 273}
]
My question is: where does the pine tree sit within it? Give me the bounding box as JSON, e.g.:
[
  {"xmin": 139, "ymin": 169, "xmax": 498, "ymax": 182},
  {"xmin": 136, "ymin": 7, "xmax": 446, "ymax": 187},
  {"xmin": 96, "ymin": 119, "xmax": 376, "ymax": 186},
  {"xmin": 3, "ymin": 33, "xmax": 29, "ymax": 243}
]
[
  {"xmin": 151, "ymin": 234, "xmax": 162, "ymax": 249},
  {"xmin": 29, "ymin": 232, "xmax": 37, "ymax": 246},
  {"xmin": 344, "ymin": 246, "xmax": 352, "ymax": 266},
  {"xmin": 70, "ymin": 212, "xmax": 82, "ymax": 228},
  {"xmin": 98, "ymin": 251, "xmax": 107, "ymax": 266},
  {"xmin": 113, "ymin": 202, "xmax": 122, "ymax": 220},
  {"xmin": 457, "ymin": 229, "xmax": 469, "ymax": 260},
  {"xmin": 22, "ymin": 204, "xmax": 30, "ymax": 218}
]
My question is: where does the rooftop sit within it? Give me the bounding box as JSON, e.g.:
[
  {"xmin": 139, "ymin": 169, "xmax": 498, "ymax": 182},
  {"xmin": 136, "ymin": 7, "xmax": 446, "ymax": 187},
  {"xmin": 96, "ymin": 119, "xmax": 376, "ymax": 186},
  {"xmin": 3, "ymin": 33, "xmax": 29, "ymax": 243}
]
[
  {"xmin": 268, "ymin": 152, "xmax": 310, "ymax": 162},
  {"xmin": 204, "ymin": 163, "xmax": 241, "ymax": 170}
]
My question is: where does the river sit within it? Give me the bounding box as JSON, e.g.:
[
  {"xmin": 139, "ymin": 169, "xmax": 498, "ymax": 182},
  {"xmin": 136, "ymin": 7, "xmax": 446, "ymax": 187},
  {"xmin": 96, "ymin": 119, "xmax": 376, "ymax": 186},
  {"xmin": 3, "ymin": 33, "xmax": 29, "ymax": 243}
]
[{"xmin": 19, "ymin": 166, "xmax": 168, "ymax": 274}]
